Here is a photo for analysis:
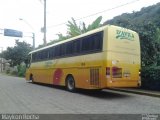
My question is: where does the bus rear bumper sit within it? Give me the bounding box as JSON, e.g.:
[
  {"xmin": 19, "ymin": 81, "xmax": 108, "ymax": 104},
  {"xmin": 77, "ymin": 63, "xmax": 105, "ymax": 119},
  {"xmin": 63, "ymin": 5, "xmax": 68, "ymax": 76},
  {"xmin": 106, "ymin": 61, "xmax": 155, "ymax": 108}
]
[{"xmin": 107, "ymin": 80, "xmax": 141, "ymax": 88}]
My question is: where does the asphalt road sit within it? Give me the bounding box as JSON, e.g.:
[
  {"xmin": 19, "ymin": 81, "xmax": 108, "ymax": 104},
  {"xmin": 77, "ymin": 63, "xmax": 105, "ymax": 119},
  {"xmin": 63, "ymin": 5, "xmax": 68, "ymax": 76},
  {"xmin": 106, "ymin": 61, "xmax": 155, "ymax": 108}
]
[{"xmin": 0, "ymin": 74, "xmax": 160, "ymax": 114}]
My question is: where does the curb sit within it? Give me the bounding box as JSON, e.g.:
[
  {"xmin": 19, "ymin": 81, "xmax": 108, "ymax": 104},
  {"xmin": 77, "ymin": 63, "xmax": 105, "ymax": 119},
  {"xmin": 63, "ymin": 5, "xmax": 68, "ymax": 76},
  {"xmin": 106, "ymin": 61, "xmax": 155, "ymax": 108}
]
[{"xmin": 108, "ymin": 88, "xmax": 160, "ymax": 98}]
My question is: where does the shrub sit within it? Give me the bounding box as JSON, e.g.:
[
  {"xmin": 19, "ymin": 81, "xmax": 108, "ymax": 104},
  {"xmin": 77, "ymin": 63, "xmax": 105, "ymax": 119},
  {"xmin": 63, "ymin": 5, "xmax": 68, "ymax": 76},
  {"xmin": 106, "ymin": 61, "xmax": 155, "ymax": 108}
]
[
  {"xmin": 141, "ymin": 66, "xmax": 160, "ymax": 90},
  {"xmin": 6, "ymin": 69, "xmax": 10, "ymax": 74},
  {"xmin": 10, "ymin": 66, "xmax": 18, "ymax": 76},
  {"xmin": 17, "ymin": 63, "xmax": 26, "ymax": 77}
]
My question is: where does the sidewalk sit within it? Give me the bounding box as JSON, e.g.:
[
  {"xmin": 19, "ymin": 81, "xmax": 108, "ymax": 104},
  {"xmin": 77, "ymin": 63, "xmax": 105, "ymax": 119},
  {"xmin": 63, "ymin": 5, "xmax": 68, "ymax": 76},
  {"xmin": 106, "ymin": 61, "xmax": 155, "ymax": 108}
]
[{"xmin": 108, "ymin": 88, "xmax": 160, "ymax": 98}]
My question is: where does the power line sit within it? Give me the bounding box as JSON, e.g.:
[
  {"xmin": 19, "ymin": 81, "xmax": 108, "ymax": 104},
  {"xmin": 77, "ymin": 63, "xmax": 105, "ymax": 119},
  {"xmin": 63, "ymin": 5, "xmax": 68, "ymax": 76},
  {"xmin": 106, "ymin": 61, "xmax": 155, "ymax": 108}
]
[
  {"xmin": 47, "ymin": 0, "xmax": 140, "ymax": 29},
  {"xmin": 75, "ymin": 0, "xmax": 140, "ymax": 21}
]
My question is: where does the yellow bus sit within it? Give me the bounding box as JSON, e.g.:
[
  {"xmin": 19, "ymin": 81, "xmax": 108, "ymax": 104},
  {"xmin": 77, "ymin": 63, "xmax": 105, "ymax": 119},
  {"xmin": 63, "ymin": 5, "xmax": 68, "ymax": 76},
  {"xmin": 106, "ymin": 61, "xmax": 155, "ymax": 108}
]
[{"xmin": 26, "ymin": 25, "xmax": 141, "ymax": 92}]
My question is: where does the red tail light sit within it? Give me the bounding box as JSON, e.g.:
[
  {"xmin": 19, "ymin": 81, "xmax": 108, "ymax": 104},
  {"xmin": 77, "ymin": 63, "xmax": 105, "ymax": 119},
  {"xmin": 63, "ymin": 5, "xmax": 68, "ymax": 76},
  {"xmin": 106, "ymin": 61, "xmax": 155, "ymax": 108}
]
[{"xmin": 139, "ymin": 69, "xmax": 141, "ymax": 76}]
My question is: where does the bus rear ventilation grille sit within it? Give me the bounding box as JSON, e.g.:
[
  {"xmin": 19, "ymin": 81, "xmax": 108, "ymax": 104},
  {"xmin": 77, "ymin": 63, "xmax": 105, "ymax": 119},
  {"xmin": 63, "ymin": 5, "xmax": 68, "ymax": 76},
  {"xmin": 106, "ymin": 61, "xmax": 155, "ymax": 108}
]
[{"xmin": 90, "ymin": 68, "xmax": 100, "ymax": 86}]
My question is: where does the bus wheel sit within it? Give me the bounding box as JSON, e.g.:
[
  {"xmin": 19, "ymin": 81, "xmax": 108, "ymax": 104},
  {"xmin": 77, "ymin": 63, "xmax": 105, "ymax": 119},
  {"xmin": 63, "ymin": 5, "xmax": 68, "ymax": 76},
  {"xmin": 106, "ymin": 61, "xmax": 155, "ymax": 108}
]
[
  {"xmin": 30, "ymin": 74, "xmax": 34, "ymax": 83},
  {"xmin": 66, "ymin": 75, "xmax": 75, "ymax": 92}
]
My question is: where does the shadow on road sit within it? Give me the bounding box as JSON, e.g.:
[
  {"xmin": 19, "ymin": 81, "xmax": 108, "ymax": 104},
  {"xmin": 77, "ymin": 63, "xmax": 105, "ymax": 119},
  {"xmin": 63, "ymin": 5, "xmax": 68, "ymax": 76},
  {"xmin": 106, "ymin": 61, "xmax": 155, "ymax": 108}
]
[
  {"xmin": 75, "ymin": 89, "xmax": 132, "ymax": 99},
  {"xmin": 27, "ymin": 82, "xmax": 132, "ymax": 99}
]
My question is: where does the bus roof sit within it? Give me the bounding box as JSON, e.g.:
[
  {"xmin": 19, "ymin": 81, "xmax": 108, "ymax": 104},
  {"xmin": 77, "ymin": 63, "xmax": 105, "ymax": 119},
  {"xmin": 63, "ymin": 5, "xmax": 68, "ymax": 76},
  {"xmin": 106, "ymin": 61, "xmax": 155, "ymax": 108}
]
[{"xmin": 29, "ymin": 25, "xmax": 137, "ymax": 54}]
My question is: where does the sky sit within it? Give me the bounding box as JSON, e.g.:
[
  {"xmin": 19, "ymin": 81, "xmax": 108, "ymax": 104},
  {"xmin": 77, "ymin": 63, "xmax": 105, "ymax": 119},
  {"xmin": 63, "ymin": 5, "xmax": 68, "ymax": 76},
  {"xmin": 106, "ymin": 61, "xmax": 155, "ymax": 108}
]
[{"xmin": 0, "ymin": 0, "xmax": 159, "ymax": 51}]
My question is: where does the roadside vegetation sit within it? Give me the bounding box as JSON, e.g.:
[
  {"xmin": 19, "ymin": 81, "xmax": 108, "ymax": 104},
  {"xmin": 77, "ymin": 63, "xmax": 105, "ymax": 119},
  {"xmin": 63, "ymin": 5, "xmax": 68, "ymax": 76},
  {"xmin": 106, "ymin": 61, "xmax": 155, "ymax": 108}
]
[
  {"xmin": 0, "ymin": 3, "xmax": 159, "ymax": 90},
  {"xmin": 0, "ymin": 40, "xmax": 32, "ymax": 77}
]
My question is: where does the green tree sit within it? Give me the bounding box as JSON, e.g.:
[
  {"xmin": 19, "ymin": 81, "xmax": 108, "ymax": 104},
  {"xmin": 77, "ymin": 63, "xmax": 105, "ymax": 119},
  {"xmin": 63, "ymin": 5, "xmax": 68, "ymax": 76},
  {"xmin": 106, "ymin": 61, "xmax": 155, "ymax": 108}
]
[
  {"xmin": 154, "ymin": 28, "xmax": 160, "ymax": 66},
  {"xmin": 86, "ymin": 16, "xmax": 102, "ymax": 31},
  {"xmin": 56, "ymin": 33, "xmax": 70, "ymax": 41},
  {"xmin": 66, "ymin": 16, "xmax": 102, "ymax": 37},
  {"xmin": 1, "ymin": 40, "xmax": 32, "ymax": 66},
  {"xmin": 66, "ymin": 17, "xmax": 83, "ymax": 37},
  {"xmin": 17, "ymin": 62, "xmax": 27, "ymax": 77}
]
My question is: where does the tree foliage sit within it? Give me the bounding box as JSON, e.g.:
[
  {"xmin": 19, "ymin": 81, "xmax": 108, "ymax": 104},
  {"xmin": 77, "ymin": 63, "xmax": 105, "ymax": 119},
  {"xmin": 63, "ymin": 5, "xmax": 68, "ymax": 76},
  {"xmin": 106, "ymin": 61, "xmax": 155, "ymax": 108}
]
[
  {"xmin": 66, "ymin": 18, "xmax": 83, "ymax": 37},
  {"xmin": 1, "ymin": 40, "xmax": 32, "ymax": 66},
  {"xmin": 66, "ymin": 16, "xmax": 102, "ymax": 37},
  {"xmin": 87, "ymin": 16, "xmax": 102, "ymax": 31}
]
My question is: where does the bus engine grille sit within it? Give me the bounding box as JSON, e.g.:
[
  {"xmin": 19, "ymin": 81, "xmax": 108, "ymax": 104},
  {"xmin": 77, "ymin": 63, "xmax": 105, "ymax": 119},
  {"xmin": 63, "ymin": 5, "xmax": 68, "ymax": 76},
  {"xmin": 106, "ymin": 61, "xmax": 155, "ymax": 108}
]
[{"xmin": 90, "ymin": 68, "xmax": 100, "ymax": 86}]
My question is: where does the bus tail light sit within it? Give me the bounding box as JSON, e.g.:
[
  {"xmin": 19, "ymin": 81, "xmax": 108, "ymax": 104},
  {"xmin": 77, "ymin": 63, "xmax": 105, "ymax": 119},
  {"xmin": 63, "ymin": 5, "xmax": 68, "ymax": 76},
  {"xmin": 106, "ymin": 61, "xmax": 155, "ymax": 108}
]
[{"xmin": 139, "ymin": 69, "xmax": 141, "ymax": 76}]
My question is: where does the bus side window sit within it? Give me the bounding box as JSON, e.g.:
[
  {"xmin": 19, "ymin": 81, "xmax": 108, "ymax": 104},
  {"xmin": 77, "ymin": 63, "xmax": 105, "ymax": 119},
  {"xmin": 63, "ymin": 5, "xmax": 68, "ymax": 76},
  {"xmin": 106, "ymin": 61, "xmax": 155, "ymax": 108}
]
[
  {"xmin": 49, "ymin": 48, "xmax": 53, "ymax": 59},
  {"xmin": 73, "ymin": 40, "xmax": 80, "ymax": 55},
  {"xmin": 66, "ymin": 42, "xmax": 73, "ymax": 56},
  {"xmin": 59, "ymin": 44, "xmax": 65, "ymax": 57},
  {"xmin": 81, "ymin": 31, "xmax": 103, "ymax": 53},
  {"xmin": 93, "ymin": 32, "xmax": 103, "ymax": 50}
]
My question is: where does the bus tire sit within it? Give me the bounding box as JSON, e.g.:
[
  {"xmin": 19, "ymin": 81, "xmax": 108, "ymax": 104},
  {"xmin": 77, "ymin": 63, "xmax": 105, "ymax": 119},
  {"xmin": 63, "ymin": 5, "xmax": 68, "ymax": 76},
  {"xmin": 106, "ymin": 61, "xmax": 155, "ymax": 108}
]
[
  {"xmin": 30, "ymin": 74, "xmax": 34, "ymax": 83},
  {"xmin": 66, "ymin": 75, "xmax": 76, "ymax": 92}
]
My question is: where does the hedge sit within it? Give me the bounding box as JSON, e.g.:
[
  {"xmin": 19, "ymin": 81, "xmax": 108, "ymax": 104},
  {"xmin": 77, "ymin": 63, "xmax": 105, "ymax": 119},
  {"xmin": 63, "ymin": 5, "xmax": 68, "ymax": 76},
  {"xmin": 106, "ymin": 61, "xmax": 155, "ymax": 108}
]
[{"xmin": 141, "ymin": 66, "xmax": 160, "ymax": 91}]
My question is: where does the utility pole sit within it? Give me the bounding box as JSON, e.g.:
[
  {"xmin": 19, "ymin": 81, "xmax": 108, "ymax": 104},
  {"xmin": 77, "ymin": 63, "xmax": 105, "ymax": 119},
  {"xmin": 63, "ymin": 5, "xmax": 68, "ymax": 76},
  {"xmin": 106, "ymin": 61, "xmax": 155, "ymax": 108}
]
[
  {"xmin": 32, "ymin": 33, "xmax": 35, "ymax": 49},
  {"xmin": 43, "ymin": 0, "xmax": 47, "ymax": 45}
]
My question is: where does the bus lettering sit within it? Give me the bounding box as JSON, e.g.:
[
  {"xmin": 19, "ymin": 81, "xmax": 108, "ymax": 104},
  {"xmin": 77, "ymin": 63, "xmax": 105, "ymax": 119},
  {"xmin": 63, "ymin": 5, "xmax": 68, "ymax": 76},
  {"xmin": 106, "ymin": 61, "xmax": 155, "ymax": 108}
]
[{"xmin": 116, "ymin": 30, "xmax": 134, "ymax": 41}]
